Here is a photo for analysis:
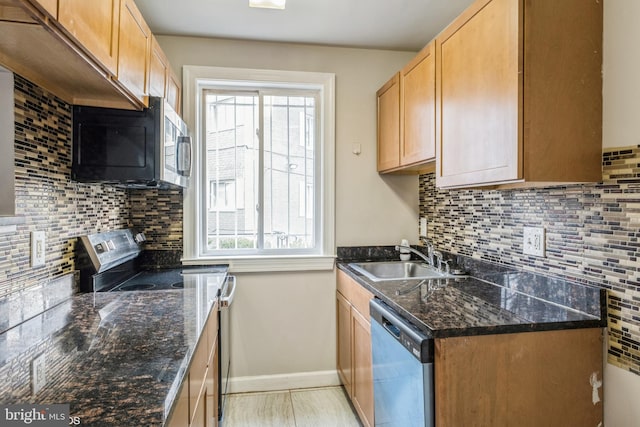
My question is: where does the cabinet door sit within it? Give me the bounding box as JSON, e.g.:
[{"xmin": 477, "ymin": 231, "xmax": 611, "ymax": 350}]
[
  {"xmin": 436, "ymin": 0, "xmax": 521, "ymax": 188},
  {"xmin": 117, "ymin": 0, "xmax": 150, "ymax": 104},
  {"xmin": 190, "ymin": 337, "xmax": 208, "ymax": 424},
  {"xmin": 58, "ymin": 0, "xmax": 120, "ymax": 76},
  {"xmin": 205, "ymin": 304, "xmax": 219, "ymax": 427},
  {"xmin": 191, "ymin": 389, "xmax": 207, "ymax": 427},
  {"xmin": 210, "ymin": 340, "xmax": 219, "ymax": 427},
  {"xmin": 351, "ymin": 308, "xmax": 374, "ymax": 427},
  {"xmin": 148, "ymin": 35, "xmax": 168, "ymax": 99},
  {"xmin": 336, "ymin": 291, "xmax": 352, "ymax": 397},
  {"xmin": 166, "ymin": 67, "xmax": 181, "ymax": 114},
  {"xmin": 435, "ymin": 329, "xmax": 603, "ymax": 427},
  {"xmin": 33, "ymin": 0, "xmax": 57, "ymax": 17},
  {"xmin": 401, "ymin": 41, "xmax": 436, "ymax": 165},
  {"xmin": 376, "ymin": 73, "xmax": 400, "ymax": 172},
  {"xmin": 167, "ymin": 380, "xmax": 190, "ymax": 427}
]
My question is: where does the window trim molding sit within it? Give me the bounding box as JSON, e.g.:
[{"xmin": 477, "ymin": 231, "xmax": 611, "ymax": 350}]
[{"xmin": 182, "ymin": 65, "xmax": 336, "ymax": 271}]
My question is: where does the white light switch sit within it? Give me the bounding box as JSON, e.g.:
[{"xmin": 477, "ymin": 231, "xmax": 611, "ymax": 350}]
[
  {"xmin": 523, "ymin": 226, "xmax": 545, "ymax": 257},
  {"xmin": 420, "ymin": 217, "xmax": 428, "ymax": 237},
  {"xmin": 32, "ymin": 353, "xmax": 46, "ymax": 394},
  {"xmin": 31, "ymin": 231, "xmax": 46, "ymax": 267}
]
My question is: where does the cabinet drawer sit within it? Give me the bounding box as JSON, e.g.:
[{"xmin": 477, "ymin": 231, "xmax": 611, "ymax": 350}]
[
  {"xmin": 189, "ymin": 335, "xmax": 208, "ymax": 422},
  {"xmin": 337, "ymin": 269, "xmax": 373, "ymax": 318},
  {"xmin": 351, "ymin": 282, "xmax": 373, "ymax": 319}
]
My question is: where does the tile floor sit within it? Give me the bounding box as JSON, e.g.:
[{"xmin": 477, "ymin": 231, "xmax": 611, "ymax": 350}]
[{"xmin": 222, "ymin": 386, "xmax": 362, "ymax": 427}]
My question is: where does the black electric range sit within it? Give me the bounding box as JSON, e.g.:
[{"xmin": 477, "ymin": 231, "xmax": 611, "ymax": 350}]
[{"xmin": 76, "ymin": 229, "xmax": 227, "ymax": 292}]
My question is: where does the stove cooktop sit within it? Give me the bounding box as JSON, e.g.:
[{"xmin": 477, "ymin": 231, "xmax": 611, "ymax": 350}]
[{"xmin": 107, "ymin": 266, "xmax": 228, "ymax": 292}]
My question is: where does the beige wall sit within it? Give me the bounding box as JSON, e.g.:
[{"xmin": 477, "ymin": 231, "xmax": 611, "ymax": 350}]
[
  {"xmin": 602, "ymin": 1, "xmax": 640, "ymax": 425},
  {"xmin": 158, "ymin": 36, "xmax": 415, "ymax": 388},
  {"xmin": 158, "ymin": 35, "xmax": 418, "ymax": 247},
  {"xmin": 160, "ymin": 3, "xmax": 640, "ymax": 417}
]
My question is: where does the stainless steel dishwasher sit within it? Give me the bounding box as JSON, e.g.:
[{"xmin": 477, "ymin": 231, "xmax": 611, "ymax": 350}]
[{"xmin": 370, "ymin": 298, "xmax": 434, "ymax": 427}]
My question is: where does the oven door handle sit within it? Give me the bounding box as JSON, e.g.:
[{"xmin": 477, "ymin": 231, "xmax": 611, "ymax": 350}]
[{"xmin": 220, "ymin": 275, "xmax": 236, "ymax": 308}]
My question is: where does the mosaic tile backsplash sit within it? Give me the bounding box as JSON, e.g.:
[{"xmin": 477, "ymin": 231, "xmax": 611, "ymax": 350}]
[
  {"xmin": 4, "ymin": 73, "xmax": 640, "ymax": 378},
  {"xmin": 0, "ymin": 76, "xmax": 130, "ymax": 298},
  {"xmin": 0, "ymin": 75, "xmax": 183, "ymax": 299},
  {"xmin": 419, "ymin": 147, "xmax": 640, "ymax": 375}
]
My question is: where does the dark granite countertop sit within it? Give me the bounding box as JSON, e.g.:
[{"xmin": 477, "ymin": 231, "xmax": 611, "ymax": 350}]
[
  {"xmin": 0, "ymin": 284, "xmax": 221, "ymax": 426},
  {"xmin": 338, "ymin": 253, "xmax": 606, "ymax": 338}
]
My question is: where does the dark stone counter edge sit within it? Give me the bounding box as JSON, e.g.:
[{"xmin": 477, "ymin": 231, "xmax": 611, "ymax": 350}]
[{"xmin": 337, "ymin": 263, "xmax": 607, "ymax": 339}]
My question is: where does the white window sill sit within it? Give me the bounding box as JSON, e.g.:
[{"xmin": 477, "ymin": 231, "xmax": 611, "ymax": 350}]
[{"xmin": 181, "ymin": 255, "xmax": 336, "ymax": 273}]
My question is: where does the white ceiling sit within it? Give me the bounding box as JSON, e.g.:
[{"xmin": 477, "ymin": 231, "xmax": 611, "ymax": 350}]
[{"xmin": 135, "ymin": 0, "xmax": 475, "ymax": 51}]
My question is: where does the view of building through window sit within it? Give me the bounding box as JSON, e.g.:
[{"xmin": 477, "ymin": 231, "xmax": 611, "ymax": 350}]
[{"xmin": 204, "ymin": 90, "xmax": 317, "ymax": 252}]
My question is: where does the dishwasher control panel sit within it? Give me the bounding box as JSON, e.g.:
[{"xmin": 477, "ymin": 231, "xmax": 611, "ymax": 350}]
[{"xmin": 370, "ymin": 298, "xmax": 434, "ymax": 363}]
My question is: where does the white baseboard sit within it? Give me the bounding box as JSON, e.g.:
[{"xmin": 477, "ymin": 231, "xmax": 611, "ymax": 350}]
[{"xmin": 228, "ymin": 370, "xmax": 341, "ymax": 394}]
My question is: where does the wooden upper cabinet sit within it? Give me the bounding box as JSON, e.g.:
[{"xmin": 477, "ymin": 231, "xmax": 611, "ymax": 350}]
[
  {"xmin": 376, "ymin": 73, "xmax": 400, "ymax": 172},
  {"xmin": 377, "ymin": 42, "xmax": 436, "ymax": 175},
  {"xmin": 400, "ymin": 41, "xmax": 436, "ymax": 167},
  {"xmin": 58, "ymin": 0, "xmax": 120, "ymax": 76},
  {"xmin": 148, "ymin": 35, "xmax": 168, "ymax": 98},
  {"xmin": 117, "ymin": 0, "xmax": 150, "ymax": 105},
  {"xmin": 149, "ymin": 35, "xmax": 182, "ymax": 113},
  {"xmin": 32, "ymin": 0, "xmax": 57, "ymax": 17},
  {"xmin": 166, "ymin": 67, "xmax": 181, "ymax": 114},
  {"xmin": 436, "ymin": 0, "xmax": 603, "ymax": 188}
]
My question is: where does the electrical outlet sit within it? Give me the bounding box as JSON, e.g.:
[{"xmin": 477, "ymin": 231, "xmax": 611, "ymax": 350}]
[
  {"xmin": 32, "ymin": 353, "xmax": 46, "ymax": 394},
  {"xmin": 420, "ymin": 217, "xmax": 428, "ymax": 237},
  {"xmin": 523, "ymin": 226, "xmax": 545, "ymax": 257},
  {"xmin": 31, "ymin": 231, "xmax": 45, "ymax": 267}
]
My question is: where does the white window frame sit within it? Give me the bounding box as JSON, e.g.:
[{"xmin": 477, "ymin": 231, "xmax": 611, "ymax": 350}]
[{"xmin": 182, "ymin": 66, "xmax": 336, "ymax": 272}]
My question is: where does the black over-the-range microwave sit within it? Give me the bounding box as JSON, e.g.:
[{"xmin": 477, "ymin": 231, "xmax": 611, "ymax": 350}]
[{"xmin": 71, "ymin": 97, "xmax": 192, "ymax": 189}]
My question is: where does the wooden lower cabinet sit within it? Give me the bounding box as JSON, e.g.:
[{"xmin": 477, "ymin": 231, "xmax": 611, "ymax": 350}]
[
  {"xmin": 32, "ymin": 0, "xmax": 57, "ymax": 17},
  {"xmin": 336, "ymin": 270, "xmax": 374, "ymax": 427},
  {"xmin": 337, "ymin": 270, "xmax": 603, "ymax": 427},
  {"xmin": 191, "ymin": 390, "xmax": 207, "ymax": 427},
  {"xmin": 435, "ymin": 328, "xmax": 604, "ymax": 427},
  {"xmin": 336, "ymin": 291, "xmax": 352, "ymax": 396},
  {"xmin": 167, "ymin": 303, "xmax": 219, "ymax": 427},
  {"xmin": 351, "ymin": 308, "xmax": 374, "ymax": 427},
  {"xmin": 167, "ymin": 381, "xmax": 189, "ymax": 427}
]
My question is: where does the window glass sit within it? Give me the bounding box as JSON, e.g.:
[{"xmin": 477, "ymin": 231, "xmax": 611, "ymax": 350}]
[{"xmin": 203, "ymin": 90, "xmax": 319, "ymax": 254}]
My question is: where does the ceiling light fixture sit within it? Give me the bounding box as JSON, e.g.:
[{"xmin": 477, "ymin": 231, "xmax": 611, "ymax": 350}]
[{"xmin": 249, "ymin": 0, "xmax": 286, "ymax": 10}]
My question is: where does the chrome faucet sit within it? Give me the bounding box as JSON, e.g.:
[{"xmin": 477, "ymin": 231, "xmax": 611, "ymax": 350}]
[
  {"xmin": 395, "ymin": 245, "xmax": 434, "ymax": 267},
  {"xmin": 431, "ymin": 250, "xmax": 450, "ymax": 274},
  {"xmin": 419, "ymin": 236, "xmax": 435, "ymax": 266},
  {"xmin": 396, "ymin": 237, "xmax": 450, "ymax": 274}
]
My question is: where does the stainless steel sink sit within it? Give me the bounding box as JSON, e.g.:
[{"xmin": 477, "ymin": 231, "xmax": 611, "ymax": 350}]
[{"xmin": 348, "ymin": 261, "xmax": 454, "ymax": 282}]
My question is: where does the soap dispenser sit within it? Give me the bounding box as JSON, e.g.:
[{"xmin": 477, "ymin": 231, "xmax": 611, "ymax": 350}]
[{"xmin": 399, "ymin": 239, "xmax": 411, "ymax": 261}]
